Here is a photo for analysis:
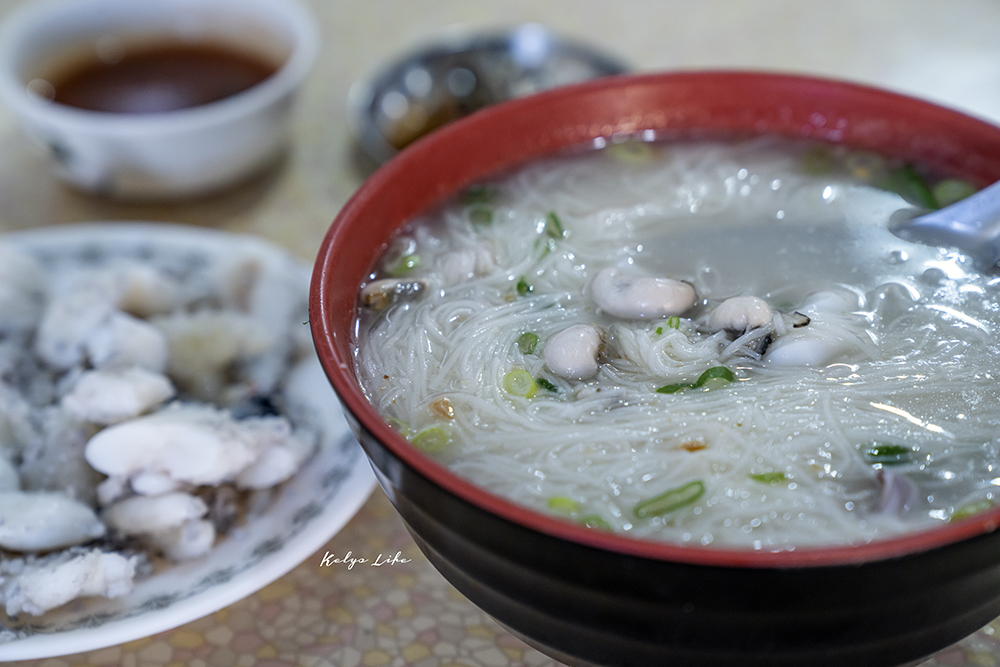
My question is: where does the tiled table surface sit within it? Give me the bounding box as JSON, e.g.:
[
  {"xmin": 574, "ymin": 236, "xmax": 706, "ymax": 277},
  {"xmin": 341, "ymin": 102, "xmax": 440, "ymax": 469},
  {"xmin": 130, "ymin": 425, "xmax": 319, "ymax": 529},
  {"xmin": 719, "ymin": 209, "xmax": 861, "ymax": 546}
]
[{"xmin": 2, "ymin": 1, "xmax": 1000, "ymax": 666}]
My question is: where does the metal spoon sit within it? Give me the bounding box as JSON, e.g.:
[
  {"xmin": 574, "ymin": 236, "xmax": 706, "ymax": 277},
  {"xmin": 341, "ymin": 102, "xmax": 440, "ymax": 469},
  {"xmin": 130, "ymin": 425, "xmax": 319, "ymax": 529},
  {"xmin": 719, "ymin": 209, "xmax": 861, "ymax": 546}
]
[{"xmin": 889, "ymin": 179, "xmax": 1000, "ymax": 268}]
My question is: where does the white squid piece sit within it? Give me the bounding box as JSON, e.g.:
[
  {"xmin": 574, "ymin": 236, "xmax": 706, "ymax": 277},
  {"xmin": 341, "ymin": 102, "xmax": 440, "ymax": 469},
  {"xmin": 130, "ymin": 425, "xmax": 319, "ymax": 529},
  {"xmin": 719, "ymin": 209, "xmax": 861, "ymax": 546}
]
[
  {"xmin": 0, "ymin": 491, "xmax": 105, "ymax": 552},
  {"xmin": 114, "ymin": 263, "xmax": 184, "ymax": 317},
  {"xmin": 1, "ymin": 549, "xmax": 137, "ymax": 616},
  {"xmin": 35, "ymin": 263, "xmax": 181, "ymax": 372},
  {"xmin": 34, "ymin": 279, "xmax": 118, "ymax": 370},
  {"xmin": 84, "ymin": 405, "xmax": 312, "ymax": 491},
  {"xmin": 151, "ymin": 310, "xmax": 276, "ymax": 399},
  {"xmin": 61, "ymin": 366, "xmax": 175, "ymax": 425},
  {"xmin": 235, "ymin": 434, "xmax": 315, "ymax": 489},
  {"xmin": 101, "ymin": 490, "xmax": 216, "ymax": 561},
  {"xmin": 129, "ymin": 471, "xmax": 184, "ymax": 496},
  {"xmin": 543, "ymin": 324, "xmax": 603, "ymax": 380},
  {"xmin": 102, "ymin": 492, "xmax": 208, "ymax": 535},
  {"xmin": 147, "ymin": 519, "xmax": 216, "ymax": 561},
  {"xmin": 86, "ymin": 312, "xmax": 170, "ymax": 372},
  {"xmin": 590, "ymin": 267, "xmax": 695, "ymax": 320}
]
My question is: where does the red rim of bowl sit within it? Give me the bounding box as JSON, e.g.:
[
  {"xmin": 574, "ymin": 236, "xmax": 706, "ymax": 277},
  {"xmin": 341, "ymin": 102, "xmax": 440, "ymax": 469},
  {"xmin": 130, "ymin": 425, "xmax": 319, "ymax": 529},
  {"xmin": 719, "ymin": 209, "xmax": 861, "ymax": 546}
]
[{"xmin": 312, "ymin": 70, "xmax": 1000, "ymax": 569}]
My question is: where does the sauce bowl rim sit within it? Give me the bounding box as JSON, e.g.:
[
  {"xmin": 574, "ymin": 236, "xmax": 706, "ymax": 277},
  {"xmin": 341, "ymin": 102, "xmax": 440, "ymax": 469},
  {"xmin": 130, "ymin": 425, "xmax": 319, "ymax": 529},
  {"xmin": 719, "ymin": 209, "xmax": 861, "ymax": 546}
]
[{"xmin": 0, "ymin": 0, "xmax": 320, "ymax": 133}]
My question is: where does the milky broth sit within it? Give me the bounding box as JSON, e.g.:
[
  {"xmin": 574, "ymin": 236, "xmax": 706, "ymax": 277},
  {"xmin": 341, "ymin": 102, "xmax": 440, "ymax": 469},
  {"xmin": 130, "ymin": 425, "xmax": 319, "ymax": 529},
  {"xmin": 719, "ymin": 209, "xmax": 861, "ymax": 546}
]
[{"xmin": 354, "ymin": 138, "xmax": 1000, "ymax": 550}]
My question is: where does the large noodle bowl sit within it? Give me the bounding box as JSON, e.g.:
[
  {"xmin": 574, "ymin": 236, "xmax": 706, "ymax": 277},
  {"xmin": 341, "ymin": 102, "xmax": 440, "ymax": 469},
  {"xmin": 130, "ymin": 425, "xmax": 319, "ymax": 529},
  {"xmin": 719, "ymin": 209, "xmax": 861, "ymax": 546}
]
[{"xmin": 353, "ymin": 137, "xmax": 998, "ymax": 550}]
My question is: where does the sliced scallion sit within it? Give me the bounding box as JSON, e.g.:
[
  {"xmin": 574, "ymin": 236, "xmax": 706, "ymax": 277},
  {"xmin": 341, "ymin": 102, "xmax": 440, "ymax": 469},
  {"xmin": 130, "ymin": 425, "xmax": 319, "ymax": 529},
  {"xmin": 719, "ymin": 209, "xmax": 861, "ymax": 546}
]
[
  {"xmin": 863, "ymin": 443, "xmax": 913, "ymax": 466},
  {"xmin": 655, "ymin": 326, "xmax": 664, "ymax": 335},
  {"xmin": 696, "ymin": 366, "xmax": 735, "ymax": 385},
  {"xmin": 801, "ymin": 145, "xmax": 834, "ymax": 175},
  {"xmin": 536, "ymin": 377, "xmax": 559, "ymax": 392},
  {"xmin": 886, "ymin": 164, "xmax": 938, "ymax": 210},
  {"xmin": 384, "ymin": 417, "xmax": 411, "ymax": 438},
  {"xmin": 656, "ymin": 366, "xmax": 734, "ymax": 394},
  {"xmin": 516, "ymin": 276, "xmax": 533, "ymax": 296},
  {"xmin": 635, "ymin": 480, "xmax": 705, "ymax": 518},
  {"xmin": 462, "ymin": 185, "xmax": 495, "ymax": 205},
  {"xmin": 517, "ymin": 332, "xmax": 539, "ymax": 354},
  {"xmin": 548, "ymin": 496, "xmax": 580, "ymax": 513},
  {"xmin": 608, "ymin": 141, "xmax": 654, "ymax": 164},
  {"xmin": 952, "ymin": 498, "xmax": 995, "ymax": 522},
  {"xmin": 579, "ymin": 514, "xmax": 613, "ymax": 530},
  {"xmin": 468, "ymin": 205, "xmax": 493, "ymax": 225},
  {"xmin": 668, "ymin": 316, "xmax": 681, "ymax": 329},
  {"xmin": 656, "ymin": 382, "xmax": 695, "ymax": 394},
  {"xmin": 387, "ymin": 254, "xmax": 420, "ymax": 275},
  {"xmin": 932, "ymin": 179, "xmax": 977, "ymax": 208},
  {"xmin": 412, "ymin": 427, "xmax": 451, "ymax": 453},
  {"xmin": 504, "ymin": 369, "xmax": 538, "ymax": 398},
  {"xmin": 749, "ymin": 472, "xmax": 786, "ymax": 485},
  {"xmin": 545, "ymin": 211, "xmax": 566, "ymax": 239}
]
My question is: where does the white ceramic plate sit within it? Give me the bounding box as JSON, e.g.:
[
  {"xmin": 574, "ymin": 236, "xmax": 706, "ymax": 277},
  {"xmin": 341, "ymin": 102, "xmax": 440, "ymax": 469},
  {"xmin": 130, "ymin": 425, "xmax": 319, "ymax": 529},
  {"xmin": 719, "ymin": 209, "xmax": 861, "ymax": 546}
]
[{"xmin": 0, "ymin": 223, "xmax": 376, "ymax": 661}]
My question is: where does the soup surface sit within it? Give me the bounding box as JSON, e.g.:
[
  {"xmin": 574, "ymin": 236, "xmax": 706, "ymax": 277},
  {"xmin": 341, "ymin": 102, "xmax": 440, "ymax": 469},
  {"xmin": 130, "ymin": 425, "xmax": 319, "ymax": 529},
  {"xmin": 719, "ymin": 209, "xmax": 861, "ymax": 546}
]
[{"xmin": 354, "ymin": 138, "xmax": 997, "ymax": 550}]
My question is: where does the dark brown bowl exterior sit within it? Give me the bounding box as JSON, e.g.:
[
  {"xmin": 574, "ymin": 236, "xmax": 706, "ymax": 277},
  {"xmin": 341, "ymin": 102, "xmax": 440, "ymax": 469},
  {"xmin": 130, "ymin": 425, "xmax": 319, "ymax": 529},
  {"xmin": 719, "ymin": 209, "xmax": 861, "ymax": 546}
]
[{"xmin": 312, "ymin": 71, "xmax": 1000, "ymax": 667}]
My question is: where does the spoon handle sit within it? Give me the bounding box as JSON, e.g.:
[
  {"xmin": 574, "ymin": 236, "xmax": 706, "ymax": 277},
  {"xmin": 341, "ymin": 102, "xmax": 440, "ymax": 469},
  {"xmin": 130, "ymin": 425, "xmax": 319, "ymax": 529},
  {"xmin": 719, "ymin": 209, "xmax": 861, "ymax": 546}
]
[{"xmin": 890, "ymin": 179, "xmax": 1000, "ymax": 267}]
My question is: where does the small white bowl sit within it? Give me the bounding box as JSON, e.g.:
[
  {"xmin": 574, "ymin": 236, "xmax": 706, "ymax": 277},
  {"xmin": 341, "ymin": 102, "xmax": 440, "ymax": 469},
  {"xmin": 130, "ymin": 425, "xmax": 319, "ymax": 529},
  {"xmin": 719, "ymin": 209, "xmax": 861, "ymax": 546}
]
[{"xmin": 0, "ymin": 0, "xmax": 319, "ymax": 199}]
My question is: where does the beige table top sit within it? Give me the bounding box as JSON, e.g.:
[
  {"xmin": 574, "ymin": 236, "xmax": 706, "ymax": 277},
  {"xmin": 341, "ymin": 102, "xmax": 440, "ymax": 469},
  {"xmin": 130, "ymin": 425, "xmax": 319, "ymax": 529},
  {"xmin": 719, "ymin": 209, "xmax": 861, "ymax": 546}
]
[{"xmin": 3, "ymin": 1, "xmax": 1000, "ymax": 666}]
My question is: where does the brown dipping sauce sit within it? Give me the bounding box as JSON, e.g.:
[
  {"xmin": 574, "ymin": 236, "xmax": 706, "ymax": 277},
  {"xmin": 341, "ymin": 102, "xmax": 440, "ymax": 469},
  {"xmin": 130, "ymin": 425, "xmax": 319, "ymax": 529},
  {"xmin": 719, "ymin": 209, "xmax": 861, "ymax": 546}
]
[{"xmin": 48, "ymin": 41, "xmax": 279, "ymax": 114}]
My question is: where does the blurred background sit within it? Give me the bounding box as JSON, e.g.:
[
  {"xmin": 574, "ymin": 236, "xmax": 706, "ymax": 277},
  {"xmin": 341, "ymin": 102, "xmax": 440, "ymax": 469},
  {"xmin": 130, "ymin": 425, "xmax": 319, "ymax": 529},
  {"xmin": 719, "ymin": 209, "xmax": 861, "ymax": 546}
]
[
  {"xmin": 1, "ymin": 0, "xmax": 999, "ymax": 260},
  {"xmin": 2, "ymin": 1, "xmax": 1000, "ymax": 666}
]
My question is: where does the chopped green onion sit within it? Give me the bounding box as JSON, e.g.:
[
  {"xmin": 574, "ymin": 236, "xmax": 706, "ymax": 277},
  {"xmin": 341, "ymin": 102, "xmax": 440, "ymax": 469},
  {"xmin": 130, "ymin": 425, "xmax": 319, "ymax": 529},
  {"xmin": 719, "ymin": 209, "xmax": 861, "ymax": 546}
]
[
  {"xmin": 655, "ymin": 326, "xmax": 664, "ymax": 335},
  {"xmin": 635, "ymin": 480, "xmax": 705, "ymax": 518},
  {"xmin": 384, "ymin": 417, "xmax": 412, "ymax": 438},
  {"xmin": 467, "ymin": 205, "xmax": 493, "ymax": 225},
  {"xmin": 462, "ymin": 185, "xmax": 495, "ymax": 205},
  {"xmin": 863, "ymin": 443, "xmax": 913, "ymax": 466},
  {"xmin": 517, "ymin": 332, "xmax": 539, "ymax": 354},
  {"xmin": 932, "ymin": 179, "xmax": 977, "ymax": 208},
  {"xmin": 696, "ymin": 366, "xmax": 735, "ymax": 385},
  {"xmin": 504, "ymin": 369, "xmax": 538, "ymax": 398},
  {"xmin": 656, "ymin": 382, "xmax": 695, "ymax": 394},
  {"xmin": 387, "ymin": 254, "xmax": 420, "ymax": 275},
  {"xmin": 412, "ymin": 427, "xmax": 451, "ymax": 453},
  {"xmin": 608, "ymin": 141, "xmax": 654, "ymax": 164},
  {"xmin": 463, "ymin": 185, "xmax": 496, "ymax": 224},
  {"xmin": 579, "ymin": 514, "xmax": 613, "ymax": 530},
  {"xmin": 801, "ymin": 145, "xmax": 835, "ymax": 175},
  {"xmin": 668, "ymin": 316, "xmax": 681, "ymax": 329},
  {"xmin": 545, "ymin": 211, "xmax": 566, "ymax": 239},
  {"xmin": 536, "ymin": 377, "xmax": 559, "ymax": 393},
  {"xmin": 886, "ymin": 164, "xmax": 938, "ymax": 209},
  {"xmin": 658, "ymin": 366, "xmax": 735, "ymax": 394},
  {"xmin": 548, "ymin": 496, "xmax": 580, "ymax": 513},
  {"xmin": 952, "ymin": 498, "xmax": 995, "ymax": 522},
  {"xmin": 749, "ymin": 472, "xmax": 786, "ymax": 485},
  {"xmin": 516, "ymin": 276, "xmax": 533, "ymax": 296},
  {"xmin": 382, "ymin": 238, "xmax": 419, "ymax": 275}
]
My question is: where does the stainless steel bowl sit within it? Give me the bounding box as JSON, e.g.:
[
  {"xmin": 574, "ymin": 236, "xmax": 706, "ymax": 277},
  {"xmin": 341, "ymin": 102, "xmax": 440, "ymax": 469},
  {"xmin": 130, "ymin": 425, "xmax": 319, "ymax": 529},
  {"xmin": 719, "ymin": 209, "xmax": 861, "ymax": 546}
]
[{"xmin": 347, "ymin": 23, "xmax": 628, "ymax": 165}]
